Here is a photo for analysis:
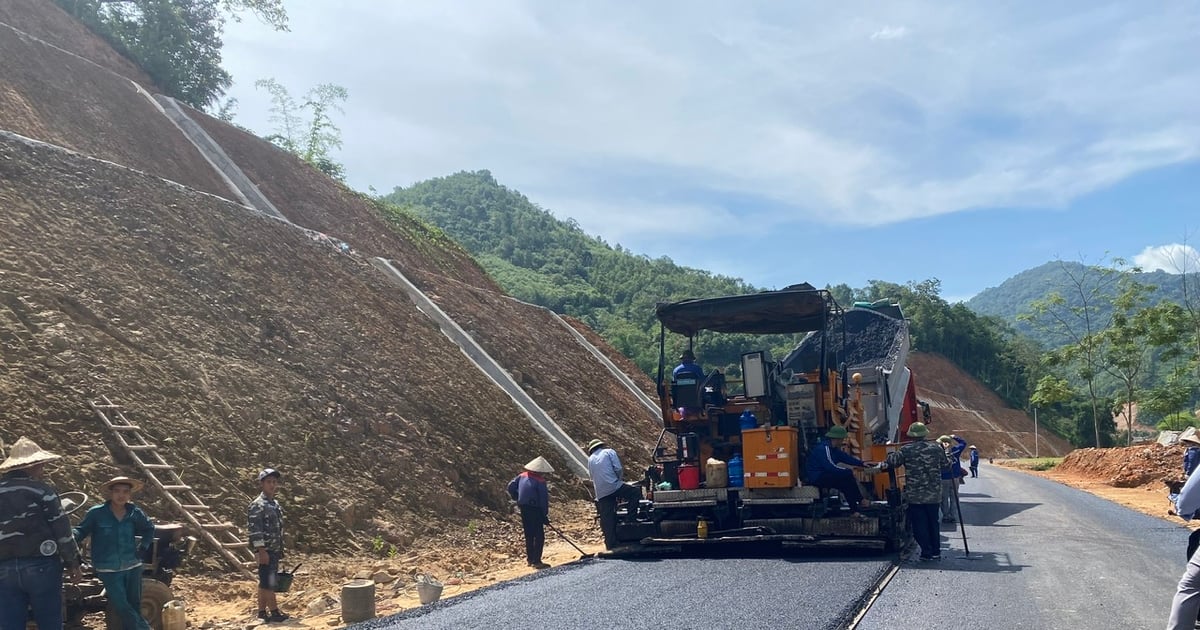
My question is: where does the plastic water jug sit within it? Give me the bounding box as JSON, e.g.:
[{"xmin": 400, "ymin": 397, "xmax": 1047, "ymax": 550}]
[
  {"xmin": 739, "ymin": 411, "xmax": 757, "ymax": 430},
  {"xmin": 728, "ymin": 455, "xmax": 744, "ymax": 487},
  {"xmin": 705, "ymin": 458, "xmax": 728, "ymax": 489},
  {"xmin": 162, "ymin": 600, "xmax": 186, "ymax": 630}
]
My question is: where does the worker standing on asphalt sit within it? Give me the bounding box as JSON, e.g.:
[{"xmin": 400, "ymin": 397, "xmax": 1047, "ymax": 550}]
[
  {"xmin": 0, "ymin": 437, "xmax": 83, "ymax": 630},
  {"xmin": 507, "ymin": 456, "xmax": 554, "ymax": 570},
  {"xmin": 248, "ymin": 468, "xmax": 289, "ymax": 623},
  {"xmin": 73, "ymin": 476, "xmax": 156, "ymax": 630},
  {"xmin": 1166, "ymin": 468, "xmax": 1200, "ymax": 629},
  {"xmin": 879, "ymin": 423, "xmax": 950, "ymax": 561},
  {"xmin": 804, "ymin": 425, "xmax": 872, "ymax": 514},
  {"xmin": 969, "ymin": 445, "xmax": 980, "ymax": 478},
  {"xmin": 937, "ymin": 434, "xmax": 968, "ymax": 523},
  {"xmin": 586, "ymin": 439, "xmax": 642, "ymax": 550}
]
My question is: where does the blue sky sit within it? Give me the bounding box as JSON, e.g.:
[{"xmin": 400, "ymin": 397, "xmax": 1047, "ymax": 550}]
[{"xmin": 219, "ymin": 1, "xmax": 1200, "ymax": 302}]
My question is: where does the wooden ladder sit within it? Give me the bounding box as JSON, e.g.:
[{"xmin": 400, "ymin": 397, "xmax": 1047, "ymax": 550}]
[{"xmin": 89, "ymin": 395, "xmax": 254, "ymax": 577}]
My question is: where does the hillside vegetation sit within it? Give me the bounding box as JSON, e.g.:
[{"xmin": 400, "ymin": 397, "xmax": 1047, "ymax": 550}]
[{"xmin": 385, "ymin": 172, "xmax": 1045, "ymax": 435}]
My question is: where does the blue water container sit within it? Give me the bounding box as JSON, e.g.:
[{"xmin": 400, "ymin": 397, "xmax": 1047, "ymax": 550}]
[
  {"xmin": 728, "ymin": 454, "xmax": 744, "ymax": 487},
  {"xmin": 739, "ymin": 411, "xmax": 758, "ymax": 430}
]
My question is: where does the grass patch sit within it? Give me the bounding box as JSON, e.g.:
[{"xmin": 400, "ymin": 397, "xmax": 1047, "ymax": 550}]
[{"xmin": 1001, "ymin": 457, "xmax": 1063, "ymax": 471}]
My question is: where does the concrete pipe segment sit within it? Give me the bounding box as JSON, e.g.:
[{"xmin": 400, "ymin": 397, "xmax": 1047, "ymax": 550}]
[{"xmin": 340, "ymin": 579, "xmax": 376, "ymax": 623}]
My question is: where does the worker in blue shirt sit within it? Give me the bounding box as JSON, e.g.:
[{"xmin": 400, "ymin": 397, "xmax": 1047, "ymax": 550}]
[
  {"xmin": 968, "ymin": 445, "xmax": 980, "ymax": 477},
  {"xmin": 1183, "ymin": 434, "xmax": 1200, "ymax": 478},
  {"xmin": 74, "ymin": 477, "xmax": 155, "ymax": 630},
  {"xmin": 672, "ymin": 349, "xmax": 705, "ymax": 382},
  {"xmin": 586, "ymin": 439, "xmax": 642, "ymax": 550},
  {"xmin": 804, "ymin": 425, "xmax": 872, "ymax": 514},
  {"xmin": 507, "ymin": 456, "xmax": 554, "ymax": 569},
  {"xmin": 937, "ymin": 435, "xmax": 968, "ymax": 522}
]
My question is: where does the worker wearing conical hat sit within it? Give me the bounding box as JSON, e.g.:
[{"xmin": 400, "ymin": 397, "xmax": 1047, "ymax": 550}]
[
  {"xmin": 968, "ymin": 445, "xmax": 980, "ymax": 478},
  {"xmin": 507, "ymin": 456, "xmax": 554, "ymax": 569},
  {"xmin": 73, "ymin": 476, "xmax": 155, "ymax": 630},
  {"xmin": 0, "ymin": 437, "xmax": 83, "ymax": 630}
]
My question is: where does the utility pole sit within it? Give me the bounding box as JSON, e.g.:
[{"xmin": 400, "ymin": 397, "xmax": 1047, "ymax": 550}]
[{"xmin": 1034, "ymin": 406, "xmax": 1039, "ymax": 458}]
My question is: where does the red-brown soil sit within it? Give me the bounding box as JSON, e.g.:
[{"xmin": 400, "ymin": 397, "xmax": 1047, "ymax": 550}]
[
  {"xmin": 183, "ymin": 106, "xmax": 499, "ymax": 292},
  {"xmin": 1056, "ymin": 443, "xmax": 1186, "ymax": 488},
  {"xmin": 0, "ymin": 0, "xmax": 153, "ymax": 86},
  {"xmin": 0, "ymin": 19, "xmax": 229, "ymax": 197},
  {"xmin": 0, "ymin": 133, "xmax": 588, "ymax": 556},
  {"xmin": 909, "ymin": 352, "xmax": 1073, "ymax": 457},
  {"xmin": 407, "ymin": 270, "xmax": 661, "ymax": 463}
]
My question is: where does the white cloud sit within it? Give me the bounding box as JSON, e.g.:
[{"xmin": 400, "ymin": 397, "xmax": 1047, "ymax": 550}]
[
  {"xmin": 1133, "ymin": 244, "xmax": 1200, "ymax": 274},
  {"xmin": 870, "ymin": 25, "xmax": 909, "ymax": 40},
  {"xmin": 219, "ymin": 0, "xmax": 1200, "ymax": 235}
]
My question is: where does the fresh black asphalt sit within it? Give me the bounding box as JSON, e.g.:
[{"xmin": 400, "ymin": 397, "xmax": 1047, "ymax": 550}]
[{"xmin": 362, "ymin": 464, "xmax": 1190, "ymax": 629}]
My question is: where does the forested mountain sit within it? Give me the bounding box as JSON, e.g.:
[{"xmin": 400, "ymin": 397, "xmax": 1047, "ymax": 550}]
[
  {"xmin": 968, "ymin": 261, "xmax": 1194, "ymax": 348},
  {"xmin": 384, "ymin": 171, "xmax": 807, "ymax": 375},
  {"xmin": 384, "ymin": 172, "xmax": 1038, "ymax": 420}
]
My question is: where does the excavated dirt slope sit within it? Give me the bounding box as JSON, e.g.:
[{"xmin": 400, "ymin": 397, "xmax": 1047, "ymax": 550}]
[
  {"xmin": 183, "ymin": 106, "xmax": 499, "ymax": 292},
  {"xmin": 406, "ymin": 271, "xmax": 661, "ymax": 463},
  {"xmin": 909, "ymin": 352, "xmax": 1073, "ymax": 457},
  {"xmin": 1057, "ymin": 443, "xmax": 1187, "ymax": 488},
  {"xmin": 0, "ymin": 0, "xmax": 152, "ymax": 85},
  {"xmin": 0, "ymin": 132, "xmax": 594, "ymax": 554},
  {"xmin": 0, "ymin": 2, "xmax": 661, "ymax": 568},
  {"xmin": 0, "ymin": 20, "xmax": 230, "ymax": 197}
]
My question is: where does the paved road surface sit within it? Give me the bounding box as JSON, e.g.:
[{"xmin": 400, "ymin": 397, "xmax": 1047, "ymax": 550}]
[{"xmin": 368, "ymin": 466, "xmax": 1188, "ymax": 630}]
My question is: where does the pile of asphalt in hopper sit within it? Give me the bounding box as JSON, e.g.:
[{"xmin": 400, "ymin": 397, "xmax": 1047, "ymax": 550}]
[{"xmin": 784, "ymin": 309, "xmax": 903, "ymax": 373}]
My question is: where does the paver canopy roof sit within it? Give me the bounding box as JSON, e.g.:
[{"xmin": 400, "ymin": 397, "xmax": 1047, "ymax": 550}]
[{"xmin": 655, "ymin": 285, "xmax": 831, "ymax": 336}]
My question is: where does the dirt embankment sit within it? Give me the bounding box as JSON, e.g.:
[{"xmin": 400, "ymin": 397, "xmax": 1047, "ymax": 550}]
[
  {"xmin": 0, "ymin": 21, "xmax": 229, "ymax": 197},
  {"xmin": 0, "ymin": 133, "xmax": 582, "ymax": 558},
  {"xmin": 0, "ymin": 0, "xmax": 153, "ymax": 86},
  {"xmin": 910, "ymin": 352, "xmax": 1073, "ymax": 458}
]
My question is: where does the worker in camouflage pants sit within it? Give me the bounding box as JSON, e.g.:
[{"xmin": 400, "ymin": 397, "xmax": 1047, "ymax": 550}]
[{"xmin": 879, "ymin": 423, "xmax": 950, "ymax": 561}]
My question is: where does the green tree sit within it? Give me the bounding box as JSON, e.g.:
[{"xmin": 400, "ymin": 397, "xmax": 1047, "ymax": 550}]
[
  {"xmin": 255, "ymin": 79, "xmax": 349, "ymax": 180},
  {"xmin": 56, "ymin": 0, "xmax": 288, "ymax": 108},
  {"xmin": 1021, "ymin": 259, "xmax": 1117, "ymax": 447}
]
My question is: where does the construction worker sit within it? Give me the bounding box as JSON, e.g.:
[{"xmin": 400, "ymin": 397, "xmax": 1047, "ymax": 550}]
[
  {"xmin": 1183, "ymin": 434, "xmax": 1200, "ymax": 478},
  {"xmin": 968, "ymin": 445, "xmax": 980, "ymax": 478},
  {"xmin": 672, "ymin": 349, "xmax": 705, "ymax": 382},
  {"xmin": 0, "ymin": 437, "xmax": 82, "ymax": 630},
  {"xmin": 248, "ymin": 468, "xmax": 289, "ymax": 623},
  {"xmin": 586, "ymin": 439, "xmax": 642, "ymax": 550},
  {"xmin": 937, "ymin": 435, "xmax": 967, "ymax": 523},
  {"xmin": 1167, "ymin": 469, "xmax": 1200, "ymax": 629},
  {"xmin": 507, "ymin": 456, "xmax": 554, "ymax": 569},
  {"xmin": 878, "ymin": 423, "xmax": 950, "ymax": 561},
  {"xmin": 73, "ymin": 476, "xmax": 155, "ymax": 630},
  {"xmin": 804, "ymin": 425, "xmax": 872, "ymax": 514}
]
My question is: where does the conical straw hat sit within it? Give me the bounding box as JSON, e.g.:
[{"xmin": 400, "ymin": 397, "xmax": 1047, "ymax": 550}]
[
  {"xmin": 0, "ymin": 437, "xmax": 62, "ymax": 473},
  {"xmin": 524, "ymin": 456, "xmax": 555, "ymax": 474},
  {"xmin": 101, "ymin": 476, "xmax": 145, "ymax": 495}
]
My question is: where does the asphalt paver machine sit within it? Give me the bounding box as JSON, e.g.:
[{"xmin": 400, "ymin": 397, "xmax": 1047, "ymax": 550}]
[{"xmin": 613, "ymin": 284, "xmax": 923, "ymax": 552}]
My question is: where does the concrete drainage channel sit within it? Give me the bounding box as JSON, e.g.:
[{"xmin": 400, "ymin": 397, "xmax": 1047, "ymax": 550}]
[{"xmin": 370, "ymin": 257, "xmax": 591, "ymax": 477}]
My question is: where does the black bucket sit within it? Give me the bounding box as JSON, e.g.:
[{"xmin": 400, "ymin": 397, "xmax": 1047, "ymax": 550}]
[{"xmin": 274, "ymin": 563, "xmax": 301, "ymax": 593}]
